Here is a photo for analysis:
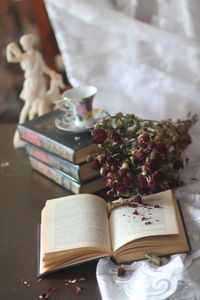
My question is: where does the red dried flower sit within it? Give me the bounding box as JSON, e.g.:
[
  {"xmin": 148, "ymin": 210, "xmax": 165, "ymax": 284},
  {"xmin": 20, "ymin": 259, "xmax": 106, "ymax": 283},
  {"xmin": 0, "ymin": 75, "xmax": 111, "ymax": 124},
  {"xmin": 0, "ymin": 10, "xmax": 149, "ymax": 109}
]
[
  {"xmin": 134, "ymin": 150, "xmax": 146, "ymax": 161},
  {"xmin": 173, "ymin": 159, "xmax": 184, "ymax": 169},
  {"xmin": 122, "ymin": 176, "xmax": 132, "ymax": 186},
  {"xmin": 156, "ymin": 143, "xmax": 168, "ymax": 154},
  {"xmin": 91, "ymin": 160, "xmax": 101, "ymax": 170},
  {"xmin": 92, "ymin": 128, "xmax": 107, "ymax": 144},
  {"xmin": 90, "ymin": 112, "xmax": 195, "ymax": 198},
  {"xmin": 100, "ymin": 166, "xmax": 110, "ymax": 177},
  {"xmin": 147, "ymin": 178, "xmax": 158, "ymax": 192},
  {"xmin": 118, "ymin": 168, "xmax": 127, "ymax": 177},
  {"xmin": 146, "ymin": 159, "xmax": 160, "ymax": 172},
  {"xmin": 117, "ymin": 266, "xmax": 126, "ymax": 277},
  {"xmin": 117, "ymin": 184, "xmax": 126, "ymax": 193},
  {"xmin": 110, "ymin": 132, "xmax": 121, "ymax": 143},
  {"xmin": 137, "ymin": 135, "xmax": 150, "ymax": 148},
  {"xmin": 152, "ymin": 170, "xmax": 166, "ymax": 181},
  {"xmin": 137, "ymin": 173, "xmax": 148, "ymax": 187}
]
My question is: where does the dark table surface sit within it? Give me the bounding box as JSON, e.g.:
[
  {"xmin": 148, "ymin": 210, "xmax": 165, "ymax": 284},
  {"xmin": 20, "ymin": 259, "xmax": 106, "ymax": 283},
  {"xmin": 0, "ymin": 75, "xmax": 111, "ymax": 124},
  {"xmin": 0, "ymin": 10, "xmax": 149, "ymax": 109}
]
[{"xmin": 0, "ymin": 124, "xmax": 102, "ymax": 300}]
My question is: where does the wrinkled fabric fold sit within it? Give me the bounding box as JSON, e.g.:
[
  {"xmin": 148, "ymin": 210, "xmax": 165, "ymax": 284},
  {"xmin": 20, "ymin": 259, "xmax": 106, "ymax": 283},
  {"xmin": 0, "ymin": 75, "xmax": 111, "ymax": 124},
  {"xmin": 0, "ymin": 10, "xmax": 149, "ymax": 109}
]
[{"xmin": 45, "ymin": 0, "xmax": 200, "ymax": 129}]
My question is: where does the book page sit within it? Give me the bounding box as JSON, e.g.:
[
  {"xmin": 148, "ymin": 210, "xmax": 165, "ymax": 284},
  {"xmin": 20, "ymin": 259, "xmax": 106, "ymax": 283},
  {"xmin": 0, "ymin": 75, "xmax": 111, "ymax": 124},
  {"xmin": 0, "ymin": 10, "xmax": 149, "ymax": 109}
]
[
  {"xmin": 42, "ymin": 194, "xmax": 112, "ymax": 254},
  {"xmin": 110, "ymin": 190, "xmax": 179, "ymax": 252}
]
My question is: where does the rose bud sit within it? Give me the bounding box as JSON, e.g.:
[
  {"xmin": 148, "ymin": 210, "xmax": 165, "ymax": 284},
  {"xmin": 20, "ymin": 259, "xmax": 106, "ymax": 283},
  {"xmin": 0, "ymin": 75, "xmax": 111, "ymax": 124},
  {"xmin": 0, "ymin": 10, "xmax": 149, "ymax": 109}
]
[
  {"xmin": 91, "ymin": 159, "xmax": 101, "ymax": 170},
  {"xmin": 153, "ymin": 151, "xmax": 161, "ymax": 160},
  {"xmin": 118, "ymin": 168, "xmax": 127, "ymax": 177},
  {"xmin": 134, "ymin": 150, "xmax": 146, "ymax": 161},
  {"xmin": 100, "ymin": 166, "xmax": 110, "ymax": 177},
  {"xmin": 173, "ymin": 159, "xmax": 184, "ymax": 169},
  {"xmin": 147, "ymin": 178, "xmax": 158, "ymax": 192},
  {"xmin": 117, "ymin": 184, "xmax": 126, "ymax": 193},
  {"xmin": 128, "ymin": 195, "xmax": 142, "ymax": 204},
  {"xmin": 117, "ymin": 266, "xmax": 126, "ymax": 277},
  {"xmin": 152, "ymin": 170, "xmax": 166, "ymax": 181},
  {"xmin": 92, "ymin": 128, "xmax": 107, "ymax": 144},
  {"xmin": 156, "ymin": 143, "xmax": 168, "ymax": 154},
  {"xmin": 146, "ymin": 159, "xmax": 160, "ymax": 172},
  {"xmin": 137, "ymin": 173, "xmax": 148, "ymax": 187},
  {"xmin": 110, "ymin": 132, "xmax": 121, "ymax": 143},
  {"xmin": 147, "ymin": 142, "xmax": 155, "ymax": 150},
  {"xmin": 137, "ymin": 135, "xmax": 150, "ymax": 148},
  {"xmin": 122, "ymin": 176, "xmax": 132, "ymax": 186}
]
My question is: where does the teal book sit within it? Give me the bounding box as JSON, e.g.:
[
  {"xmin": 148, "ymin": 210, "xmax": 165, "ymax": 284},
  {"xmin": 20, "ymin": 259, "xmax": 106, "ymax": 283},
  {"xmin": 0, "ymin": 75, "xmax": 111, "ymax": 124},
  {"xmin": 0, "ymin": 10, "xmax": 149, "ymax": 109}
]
[
  {"xmin": 18, "ymin": 110, "xmax": 98, "ymax": 164},
  {"xmin": 25, "ymin": 143, "xmax": 98, "ymax": 182},
  {"xmin": 29, "ymin": 156, "xmax": 105, "ymax": 194}
]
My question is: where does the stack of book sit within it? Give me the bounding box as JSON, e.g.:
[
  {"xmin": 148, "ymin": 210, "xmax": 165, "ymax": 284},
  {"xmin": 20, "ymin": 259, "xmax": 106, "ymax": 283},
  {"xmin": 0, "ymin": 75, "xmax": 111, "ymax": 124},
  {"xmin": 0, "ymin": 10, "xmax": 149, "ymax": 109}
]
[{"xmin": 18, "ymin": 110, "xmax": 106, "ymax": 194}]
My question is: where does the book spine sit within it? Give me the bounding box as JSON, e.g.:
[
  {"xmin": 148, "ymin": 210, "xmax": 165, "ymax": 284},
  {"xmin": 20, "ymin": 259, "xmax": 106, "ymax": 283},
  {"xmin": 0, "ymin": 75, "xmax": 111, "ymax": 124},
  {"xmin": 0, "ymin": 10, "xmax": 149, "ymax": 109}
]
[
  {"xmin": 18, "ymin": 126, "xmax": 75, "ymax": 162},
  {"xmin": 29, "ymin": 157, "xmax": 81, "ymax": 194},
  {"xmin": 26, "ymin": 144, "xmax": 80, "ymax": 181}
]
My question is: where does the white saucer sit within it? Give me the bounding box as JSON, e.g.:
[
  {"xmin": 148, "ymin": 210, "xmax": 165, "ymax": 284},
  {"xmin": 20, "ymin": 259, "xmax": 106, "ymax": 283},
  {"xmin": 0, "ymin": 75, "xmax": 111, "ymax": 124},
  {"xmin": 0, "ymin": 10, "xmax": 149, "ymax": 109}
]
[{"xmin": 55, "ymin": 109, "xmax": 107, "ymax": 133}]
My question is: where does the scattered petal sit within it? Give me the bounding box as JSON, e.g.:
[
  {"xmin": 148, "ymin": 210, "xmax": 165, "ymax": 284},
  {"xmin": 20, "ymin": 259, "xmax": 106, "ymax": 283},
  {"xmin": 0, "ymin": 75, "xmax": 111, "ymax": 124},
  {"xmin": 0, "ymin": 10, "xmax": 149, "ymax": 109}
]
[
  {"xmin": 117, "ymin": 266, "xmax": 126, "ymax": 277},
  {"xmin": 75, "ymin": 286, "xmax": 83, "ymax": 295},
  {"xmin": 39, "ymin": 293, "xmax": 51, "ymax": 299},
  {"xmin": 48, "ymin": 287, "xmax": 57, "ymax": 292}
]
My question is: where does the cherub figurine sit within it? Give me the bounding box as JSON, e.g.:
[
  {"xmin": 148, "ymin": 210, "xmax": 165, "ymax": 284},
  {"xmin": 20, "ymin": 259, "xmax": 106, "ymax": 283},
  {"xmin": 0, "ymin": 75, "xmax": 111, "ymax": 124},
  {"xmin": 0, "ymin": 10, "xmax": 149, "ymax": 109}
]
[{"xmin": 6, "ymin": 33, "xmax": 65, "ymax": 148}]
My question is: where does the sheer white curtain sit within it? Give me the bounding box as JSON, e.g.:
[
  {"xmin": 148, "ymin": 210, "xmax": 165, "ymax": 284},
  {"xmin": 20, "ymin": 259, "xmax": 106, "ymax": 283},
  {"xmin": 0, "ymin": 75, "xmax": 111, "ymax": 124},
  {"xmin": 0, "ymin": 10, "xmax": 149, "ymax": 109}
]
[{"xmin": 45, "ymin": 0, "xmax": 200, "ymax": 129}]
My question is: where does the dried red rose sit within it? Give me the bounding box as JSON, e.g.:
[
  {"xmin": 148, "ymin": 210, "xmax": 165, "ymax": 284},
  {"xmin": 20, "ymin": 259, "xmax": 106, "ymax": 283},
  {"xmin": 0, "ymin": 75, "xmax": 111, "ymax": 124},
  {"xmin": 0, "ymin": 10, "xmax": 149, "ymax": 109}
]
[
  {"xmin": 146, "ymin": 159, "xmax": 160, "ymax": 172},
  {"xmin": 137, "ymin": 173, "xmax": 148, "ymax": 187},
  {"xmin": 91, "ymin": 160, "xmax": 101, "ymax": 170},
  {"xmin": 117, "ymin": 184, "xmax": 126, "ymax": 193},
  {"xmin": 173, "ymin": 159, "xmax": 184, "ymax": 169},
  {"xmin": 110, "ymin": 132, "xmax": 121, "ymax": 143},
  {"xmin": 156, "ymin": 143, "xmax": 168, "ymax": 154},
  {"xmin": 147, "ymin": 178, "xmax": 158, "ymax": 192},
  {"xmin": 117, "ymin": 266, "xmax": 126, "ymax": 277},
  {"xmin": 137, "ymin": 135, "xmax": 150, "ymax": 148},
  {"xmin": 92, "ymin": 128, "xmax": 107, "ymax": 144},
  {"xmin": 134, "ymin": 149, "xmax": 146, "ymax": 161},
  {"xmin": 118, "ymin": 168, "xmax": 128, "ymax": 177},
  {"xmin": 152, "ymin": 170, "xmax": 166, "ymax": 181},
  {"xmin": 122, "ymin": 176, "xmax": 132, "ymax": 186}
]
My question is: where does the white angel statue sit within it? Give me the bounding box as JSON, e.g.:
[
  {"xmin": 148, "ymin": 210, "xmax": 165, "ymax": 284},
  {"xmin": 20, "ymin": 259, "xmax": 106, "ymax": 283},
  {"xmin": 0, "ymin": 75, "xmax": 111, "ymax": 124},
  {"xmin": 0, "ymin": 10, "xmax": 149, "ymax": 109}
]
[{"xmin": 6, "ymin": 33, "xmax": 65, "ymax": 147}]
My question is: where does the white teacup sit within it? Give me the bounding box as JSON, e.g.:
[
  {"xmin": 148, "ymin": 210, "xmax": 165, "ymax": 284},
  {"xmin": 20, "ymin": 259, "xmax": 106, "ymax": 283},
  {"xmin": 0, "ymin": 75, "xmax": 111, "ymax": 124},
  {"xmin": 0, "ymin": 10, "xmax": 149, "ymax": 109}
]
[{"xmin": 55, "ymin": 85, "xmax": 97, "ymax": 128}]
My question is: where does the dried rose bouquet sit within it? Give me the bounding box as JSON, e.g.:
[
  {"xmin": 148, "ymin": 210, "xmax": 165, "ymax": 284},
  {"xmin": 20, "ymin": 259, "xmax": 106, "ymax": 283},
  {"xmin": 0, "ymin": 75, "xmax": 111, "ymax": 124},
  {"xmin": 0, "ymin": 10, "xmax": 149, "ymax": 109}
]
[{"xmin": 91, "ymin": 112, "xmax": 198, "ymax": 198}]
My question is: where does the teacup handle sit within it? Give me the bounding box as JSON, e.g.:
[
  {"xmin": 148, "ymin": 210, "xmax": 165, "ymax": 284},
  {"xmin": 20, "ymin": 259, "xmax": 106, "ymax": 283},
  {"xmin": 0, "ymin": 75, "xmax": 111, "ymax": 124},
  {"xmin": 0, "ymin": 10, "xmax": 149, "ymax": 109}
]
[{"xmin": 54, "ymin": 97, "xmax": 71, "ymax": 112}]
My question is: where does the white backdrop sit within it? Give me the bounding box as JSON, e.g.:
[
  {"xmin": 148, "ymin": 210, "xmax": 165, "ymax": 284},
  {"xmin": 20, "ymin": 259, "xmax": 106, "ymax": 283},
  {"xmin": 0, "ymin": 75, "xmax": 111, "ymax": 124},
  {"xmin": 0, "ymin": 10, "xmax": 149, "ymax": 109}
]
[{"xmin": 45, "ymin": 0, "xmax": 200, "ymax": 131}]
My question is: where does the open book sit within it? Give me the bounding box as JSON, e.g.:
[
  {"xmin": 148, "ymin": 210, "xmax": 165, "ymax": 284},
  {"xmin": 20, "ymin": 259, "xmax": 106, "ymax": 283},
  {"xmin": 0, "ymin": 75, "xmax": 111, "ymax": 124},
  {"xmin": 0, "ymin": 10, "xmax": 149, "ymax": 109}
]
[{"xmin": 39, "ymin": 189, "xmax": 190, "ymax": 275}]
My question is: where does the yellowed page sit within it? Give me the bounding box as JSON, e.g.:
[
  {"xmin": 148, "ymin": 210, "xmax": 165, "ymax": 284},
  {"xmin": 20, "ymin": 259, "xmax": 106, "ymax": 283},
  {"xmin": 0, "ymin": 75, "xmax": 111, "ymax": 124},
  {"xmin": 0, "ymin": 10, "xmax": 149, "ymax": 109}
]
[
  {"xmin": 110, "ymin": 190, "xmax": 179, "ymax": 252},
  {"xmin": 41, "ymin": 194, "xmax": 111, "ymax": 254}
]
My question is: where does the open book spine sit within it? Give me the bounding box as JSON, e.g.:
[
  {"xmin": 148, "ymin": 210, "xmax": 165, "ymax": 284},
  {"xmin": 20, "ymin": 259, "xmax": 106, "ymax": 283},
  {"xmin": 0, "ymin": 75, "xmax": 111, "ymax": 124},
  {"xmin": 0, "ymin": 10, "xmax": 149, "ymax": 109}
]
[
  {"xmin": 29, "ymin": 156, "xmax": 105, "ymax": 194},
  {"xmin": 25, "ymin": 144, "xmax": 98, "ymax": 182},
  {"xmin": 18, "ymin": 126, "xmax": 75, "ymax": 163}
]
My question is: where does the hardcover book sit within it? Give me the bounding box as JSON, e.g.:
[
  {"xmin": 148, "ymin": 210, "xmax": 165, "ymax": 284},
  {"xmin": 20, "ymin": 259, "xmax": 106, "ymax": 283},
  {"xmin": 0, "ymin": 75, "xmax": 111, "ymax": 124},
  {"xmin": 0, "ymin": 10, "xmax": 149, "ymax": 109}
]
[
  {"xmin": 38, "ymin": 190, "xmax": 190, "ymax": 276},
  {"xmin": 18, "ymin": 110, "xmax": 98, "ymax": 164},
  {"xmin": 25, "ymin": 143, "xmax": 98, "ymax": 182},
  {"xmin": 29, "ymin": 156, "xmax": 105, "ymax": 194}
]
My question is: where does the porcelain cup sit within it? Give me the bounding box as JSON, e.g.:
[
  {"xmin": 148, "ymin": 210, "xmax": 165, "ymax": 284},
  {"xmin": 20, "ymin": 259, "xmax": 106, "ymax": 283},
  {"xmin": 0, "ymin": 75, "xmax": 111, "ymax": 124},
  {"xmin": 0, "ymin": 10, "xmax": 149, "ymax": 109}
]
[{"xmin": 55, "ymin": 85, "xmax": 97, "ymax": 128}]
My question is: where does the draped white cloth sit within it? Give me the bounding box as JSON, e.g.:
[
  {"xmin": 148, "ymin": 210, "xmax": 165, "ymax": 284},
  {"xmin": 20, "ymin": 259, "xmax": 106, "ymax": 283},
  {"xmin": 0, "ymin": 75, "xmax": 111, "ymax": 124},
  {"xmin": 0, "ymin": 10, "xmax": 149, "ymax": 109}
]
[
  {"xmin": 45, "ymin": 0, "xmax": 200, "ymax": 129},
  {"xmin": 44, "ymin": 1, "xmax": 200, "ymax": 298}
]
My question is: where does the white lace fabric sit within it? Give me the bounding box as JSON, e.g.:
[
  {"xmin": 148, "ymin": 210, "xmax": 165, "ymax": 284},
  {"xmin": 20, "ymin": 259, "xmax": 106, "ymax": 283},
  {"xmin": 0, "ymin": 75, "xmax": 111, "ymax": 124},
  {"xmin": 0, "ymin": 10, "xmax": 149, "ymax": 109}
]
[{"xmin": 44, "ymin": 1, "xmax": 200, "ymax": 298}]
